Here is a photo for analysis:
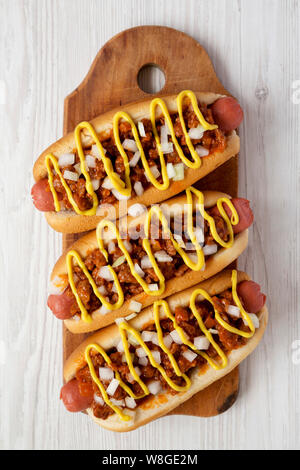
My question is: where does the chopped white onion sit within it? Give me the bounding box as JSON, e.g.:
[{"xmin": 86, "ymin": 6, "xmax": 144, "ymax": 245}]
[
  {"xmin": 108, "ymin": 241, "xmax": 116, "ymax": 254},
  {"xmin": 112, "ymin": 188, "xmax": 130, "ymax": 201},
  {"xmin": 134, "ymin": 366, "xmax": 141, "ymax": 377},
  {"xmin": 58, "ymin": 153, "xmax": 75, "ymax": 167},
  {"xmin": 148, "ymin": 283, "xmax": 158, "ymax": 291},
  {"xmin": 128, "ymin": 333, "xmax": 140, "ymax": 347},
  {"xmin": 154, "ymin": 250, "xmax": 173, "ymax": 263},
  {"xmin": 243, "ymin": 313, "xmax": 260, "ymax": 329},
  {"xmin": 138, "ymin": 121, "xmax": 146, "ymax": 137},
  {"xmin": 227, "ymin": 305, "xmax": 241, "ymax": 318},
  {"xmin": 203, "ymin": 244, "xmax": 218, "ymax": 256},
  {"xmin": 91, "ymin": 179, "xmax": 100, "ymax": 191},
  {"xmin": 125, "ymin": 396, "xmax": 137, "ymax": 409},
  {"xmin": 122, "ymin": 139, "xmax": 138, "ymax": 152},
  {"xmin": 110, "ymin": 398, "xmax": 125, "ymax": 407},
  {"xmin": 115, "ymin": 317, "xmax": 127, "ymax": 326},
  {"xmin": 85, "ymin": 154, "xmax": 96, "ymax": 168},
  {"xmin": 188, "ymin": 125, "xmax": 205, "ymax": 140},
  {"xmin": 160, "ymin": 142, "xmax": 174, "ymax": 154},
  {"xmin": 102, "ymin": 176, "xmax": 114, "ymax": 190},
  {"xmin": 172, "ymin": 163, "xmax": 184, "ymax": 181},
  {"xmin": 141, "ymin": 255, "xmax": 152, "ymax": 269},
  {"xmin": 194, "ymin": 227, "xmax": 204, "ymax": 245},
  {"xmin": 128, "ymin": 203, "xmax": 146, "ymax": 217},
  {"xmin": 148, "ymin": 380, "xmax": 162, "ymax": 395},
  {"xmin": 74, "ymin": 163, "xmax": 82, "ymax": 175},
  {"xmin": 138, "ymin": 356, "xmax": 148, "ymax": 366},
  {"xmin": 209, "ymin": 328, "xmax": 219, "ymax": 335},
  {"xmin": 195, "ymin": 145, "xmax": 209, "ymax": 157},
  {"xmin": 170, "ymin": 330, "xmax": 183, "ymax": 344},
  {"xmin": 134, "ymin": 263, "xmax": 145, "ymax": 278},
  {"xmin": 134, "ymin": 181, "xmax": 144, "ymax": 196},
  {"xmin": 111, "ymin": 282, "xmax": 118, "ymax": 293},
  {"xmin": 97, "ymin": 285, "xmax": 107, "ymax": 296},
  {"xmin": 129, "ymin": 300, "xmax": 142, "ymax": 313},
  {"xmin": 166, "ymin": 162, "xmax": 176, "ymax": 179},
  {"xmin": 160, "ymin": 125, "xmax": 168, "ymax": 144},
  {"xmin": 123, "ymin": 240, "xmax": 132, "ymax": 253},
  {"xmin": 93, "ymin": 394, "xmax": 104, "ymax": 406},
  {"xmin": 152, "ymin": 350, "xmax": 161, "ymax": 364},
  {"xmin": 112, "ymin": 255, "xmax": 126, "ymax": 268},
  {"xmin": 99, "ymin": 367, "xmax": 114, "ymax": 382},
  {"xmin": 91, "ymin": 144, "xmax": 105, "ymax": 157},
  {"xmin": 173, "ymin": 234, "xmax": 186, "ymax": 248},
  {"xmin": 145, "ymin": 165, "xmax": 160, "ymax": 181},
  {"xmin": 106, "ymin": 378, "xmax": 120, "ymax": 396},
  {"xmin": 117, "ymin": 340, "xmax": 124, "ymax": 353},
  {"xmin": 163, "ymin": 334, "xmax": 173, "ymax": 349},
  {"xmin": 136, "ymin": 347, "xmax": 147, "ymax": 358},
  {"xmin": 72, "ymin": 315, "xmax": 80, "ymax": 322},
  {"xmin": 99, "ymin": 266, "xmax": 114, "ymax": 281},
  {"xmin": 99, "ymin": 304, "xmax": 110, "ymax": 315},
  {"xmin": 63, "ymin": 170, "xmax": 78, "ymax": 182},
  {"xmin": 129, "ymin": 150, "xmax": 141, "ymax": 167},
  {"xmin": 182, "ymin": 350, "xmax": 198, "ymax": 362},
  {"xmin": 194, "ymin": 336, "xmax": 210, "ymax": 350},
  {"xmin": 141, "ymin": 331, "xmax": 155, "ymax": 343}
]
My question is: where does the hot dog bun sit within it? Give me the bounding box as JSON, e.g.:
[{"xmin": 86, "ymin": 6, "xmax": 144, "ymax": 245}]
[
  {"xmin": 50, "ymin": 190, "xmax": 249, "ymax": 333},
  {"xmin": 33, "ymin": 92, "xmax": 240, "ymax": 233},
  {"xmin": 63, "ymin": 270, "xmax": 268, "ymax": 432}
]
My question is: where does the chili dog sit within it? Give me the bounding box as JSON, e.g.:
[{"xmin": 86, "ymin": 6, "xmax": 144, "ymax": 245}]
[
  {"xmin": 48, "ymin": 187, "xmax": 253, "ymax": 334},
  {"xmin": 61, "ymin": 270, "xmax": 267, "ymax": 431},
  {"xmin": 32, "ymin": 91, "xmax": 243, "ymax": 233}
]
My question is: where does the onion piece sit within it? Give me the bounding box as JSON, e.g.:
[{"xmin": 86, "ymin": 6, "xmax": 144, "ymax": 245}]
[
  {"xmin": 152, "ymin": 350, "xmax": 161, "ymax": 364},
  {"xmin": 160, "ymin": 125, "xmax": 168, "ymax": 145},
  {"xmin": 85, "ymin": 154, "xmax": 96, "ymax": 168},
  {"xmin": 112, "ymin": 255, "xmax": 126, "ymax": 268},
  {"xmin": 209, "ymin": 328, "xmax": 219, "ymax": 335},
  {"xmin": 137, "ymin": 121, "xmax": 146, "ymax": 137},
  {"xmin": 97, "ymin": 285, "xmax": 107, "ymax": 296},
  {"xmin": 166, "ymin": 162, "xmax": 176, "ymax": 179},
  {"xmin": 129, "ymin": 150, "xmax": 141, "ymax": 167},
  {"xmin": 91, "ymin": 179, "xmax": 100, "ymax": 191},
  {"xmin": 172, "ymin": 163, "xmax": 184, "ymax": 181},
  {"xmin": 108, "ymin": 241, "xmax": 115, "ymax": 254},
  {"xmin": 58, "ymin": 153, "xmax": 75, "ymax": 167},
  {"xmin": 102, "ymin": 176, "xmax": 114, "ymax": 190},
  {"xmin": 125, "ymin": 313, "xmax": 137, "ymax": 321},
  {"xmin": 106, "ymin": 378, "xmax": 120, "ymax": 396},
  {"xmin": 110, "ymin": 398, "xmax": 125, "ymax": 407},
  {"xmin": 160, "ymin": 142, "xmax": 174, "ymax": 154},
  {"xmin": 141, "ymin": 256, "xmax": 152, "ymax": 269},
  {"xmin": 141, "ymin": 331, "xmax": 155, "ymax": 343},
  {"xmin": 194, "ymin": 227, "xmax": 204, "ymax": 245},
  {"xmin": 123, "ymin": 240, "xmax": 132, "ymax": 253},
  {"xmin": 122, "ymin": 139, "xmax": 138, "ymax": 152},
  {"xmin": 128, "ymin": 203, "xmax": 146, "ymax": 217},
  {"xmin": 154, "ymin": 250, "xmax": 173, "ymax": 262},
  {"xmin": 188, "ymin": 125, "xmax": 205, "ymax": 139},
  {"xmin": 243, "ymin": 313, "xmax": 259, "ymax": 329},
  {"xmin": 134, "ymin": 366, "xmax": 141, "ymax": 376},
  {"xmin": 129, "ymin": 300, "xmax": 142, "ymax": 313},
  {"xmin": 133, "ymin": 181, "xmax": 144, "ymax": 197},
  {"xmin": 148, "ymin": 381, "xmax": 162, "ymax": 395},
  {"xmin": 148, "ymin": 283, "xmax": 158, "ymax": 291},
  {"xmin": 145, "ymin": 165, "xmax": 160, "ymax": 181},
  {"xmin": 99, "ymin": 304, "xmax": 110, "ymax": 315},
  {"xmin": 170, "ymin": 330, "xmax": 183, "ymax": 344},
  {"xmin": 138, "ymin": 356, "xmax": 148, "ymax": 366},
  {"xmin": 136, "ymin": 347, "xmax": 147, "ymax": 358},
  {"xmin": 99, "ymin": 266, "xmax": 114, "ymax": 281},
  {"xmin": 117, "ymin": 340, "xmax": 124, "ymax": 353},
  {"xmin": 112, "ymin": 188, "xmax": 130, "ymax": 201},
  {"xmin": 182, "ymin": 350, "xmax": 197, "ymax": 362},
  {"xmin": 173, "ymin": 234, "xmax": 186, "ymax": 248},
  {"xmin": 203, "ymin": 244, "xmax": 218, "ymax": 256},
  {"xmin": 163, "ymin": 334, "xmax": 173, "ymax": 349},
  {"xmin": 128, "ymin": 333, "xmax": 140, "ymax": 347},
  {"xmin": 134, "ymin": 263, "xmax": 145, "ymax": 278},
  {"xmin": 63, "ymin": 170, "xmax": 78, "ymax": 182},
  {"xmin": 93, "ymin": 394, "xmax": 104, "ymax": 406},
  {"xmin": 194, "ymin": 336, "xmax": 210, "ymax": 350},
  {"xmin": 91, "ymin": 144, "xmax": 105, "ymax": 157},
  {"xmin": 195, "ymin": 145, "xmax": 209, "ymax": 157},
  {"xmin": 125, "ymin": 397, "xmax": 137, "ymax": 409},
  {"xmin": 227, "ymin": 305, "xmax": 241, "ymax": 318},
  {"xmin": 74, "ymin": 163, "xmax": 82, "ymax": 175},
  {"xmin": 115, "ymin": 317, "xmax": 127, "ymax": 326},
  {"xmin": 99, "ymin": 367, "xmax": 114, "ymax": 382}
]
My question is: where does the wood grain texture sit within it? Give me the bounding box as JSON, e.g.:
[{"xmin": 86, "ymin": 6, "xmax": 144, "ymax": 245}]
[
  {"xmin": 62, "ymin": 24, "xmax": 239, "ymax": 419},
  {"xmin": 0, "ymin": 0, "xmax": 299, "ymax": 450}
]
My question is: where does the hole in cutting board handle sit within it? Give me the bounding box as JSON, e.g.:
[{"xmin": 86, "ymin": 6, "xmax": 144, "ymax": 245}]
[{"xmin": 137, "ymin": 64, "xmax": 166, "ymax": 94}]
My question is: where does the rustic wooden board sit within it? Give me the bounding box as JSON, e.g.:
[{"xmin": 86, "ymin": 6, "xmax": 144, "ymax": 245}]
[{"xmin": 62, "ymin": 25, "xmax": 239, "ymax": 418}]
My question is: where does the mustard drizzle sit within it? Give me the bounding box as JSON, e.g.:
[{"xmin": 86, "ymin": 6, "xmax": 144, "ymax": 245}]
[
  {"xmin": 84, "ymin": 270, "xmax": 256, "ymax": 421},
  {"xmin": 67, "ymin": 186, "xmax": 239, "ymax": 323},
  {"xmin": 45, "ymin": 90, "xmax": 218, "ymax": 214}
]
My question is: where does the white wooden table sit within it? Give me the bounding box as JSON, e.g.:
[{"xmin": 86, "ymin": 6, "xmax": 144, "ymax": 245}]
[{"xmin": 0, "ymin": 0, "xmax": 299, "ymax": 450}]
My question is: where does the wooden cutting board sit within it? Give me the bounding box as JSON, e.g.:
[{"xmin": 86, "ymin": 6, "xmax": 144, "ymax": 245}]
[{"xmin": 62, "ymin": 26, "xmax": 239, "ymax": 418}]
